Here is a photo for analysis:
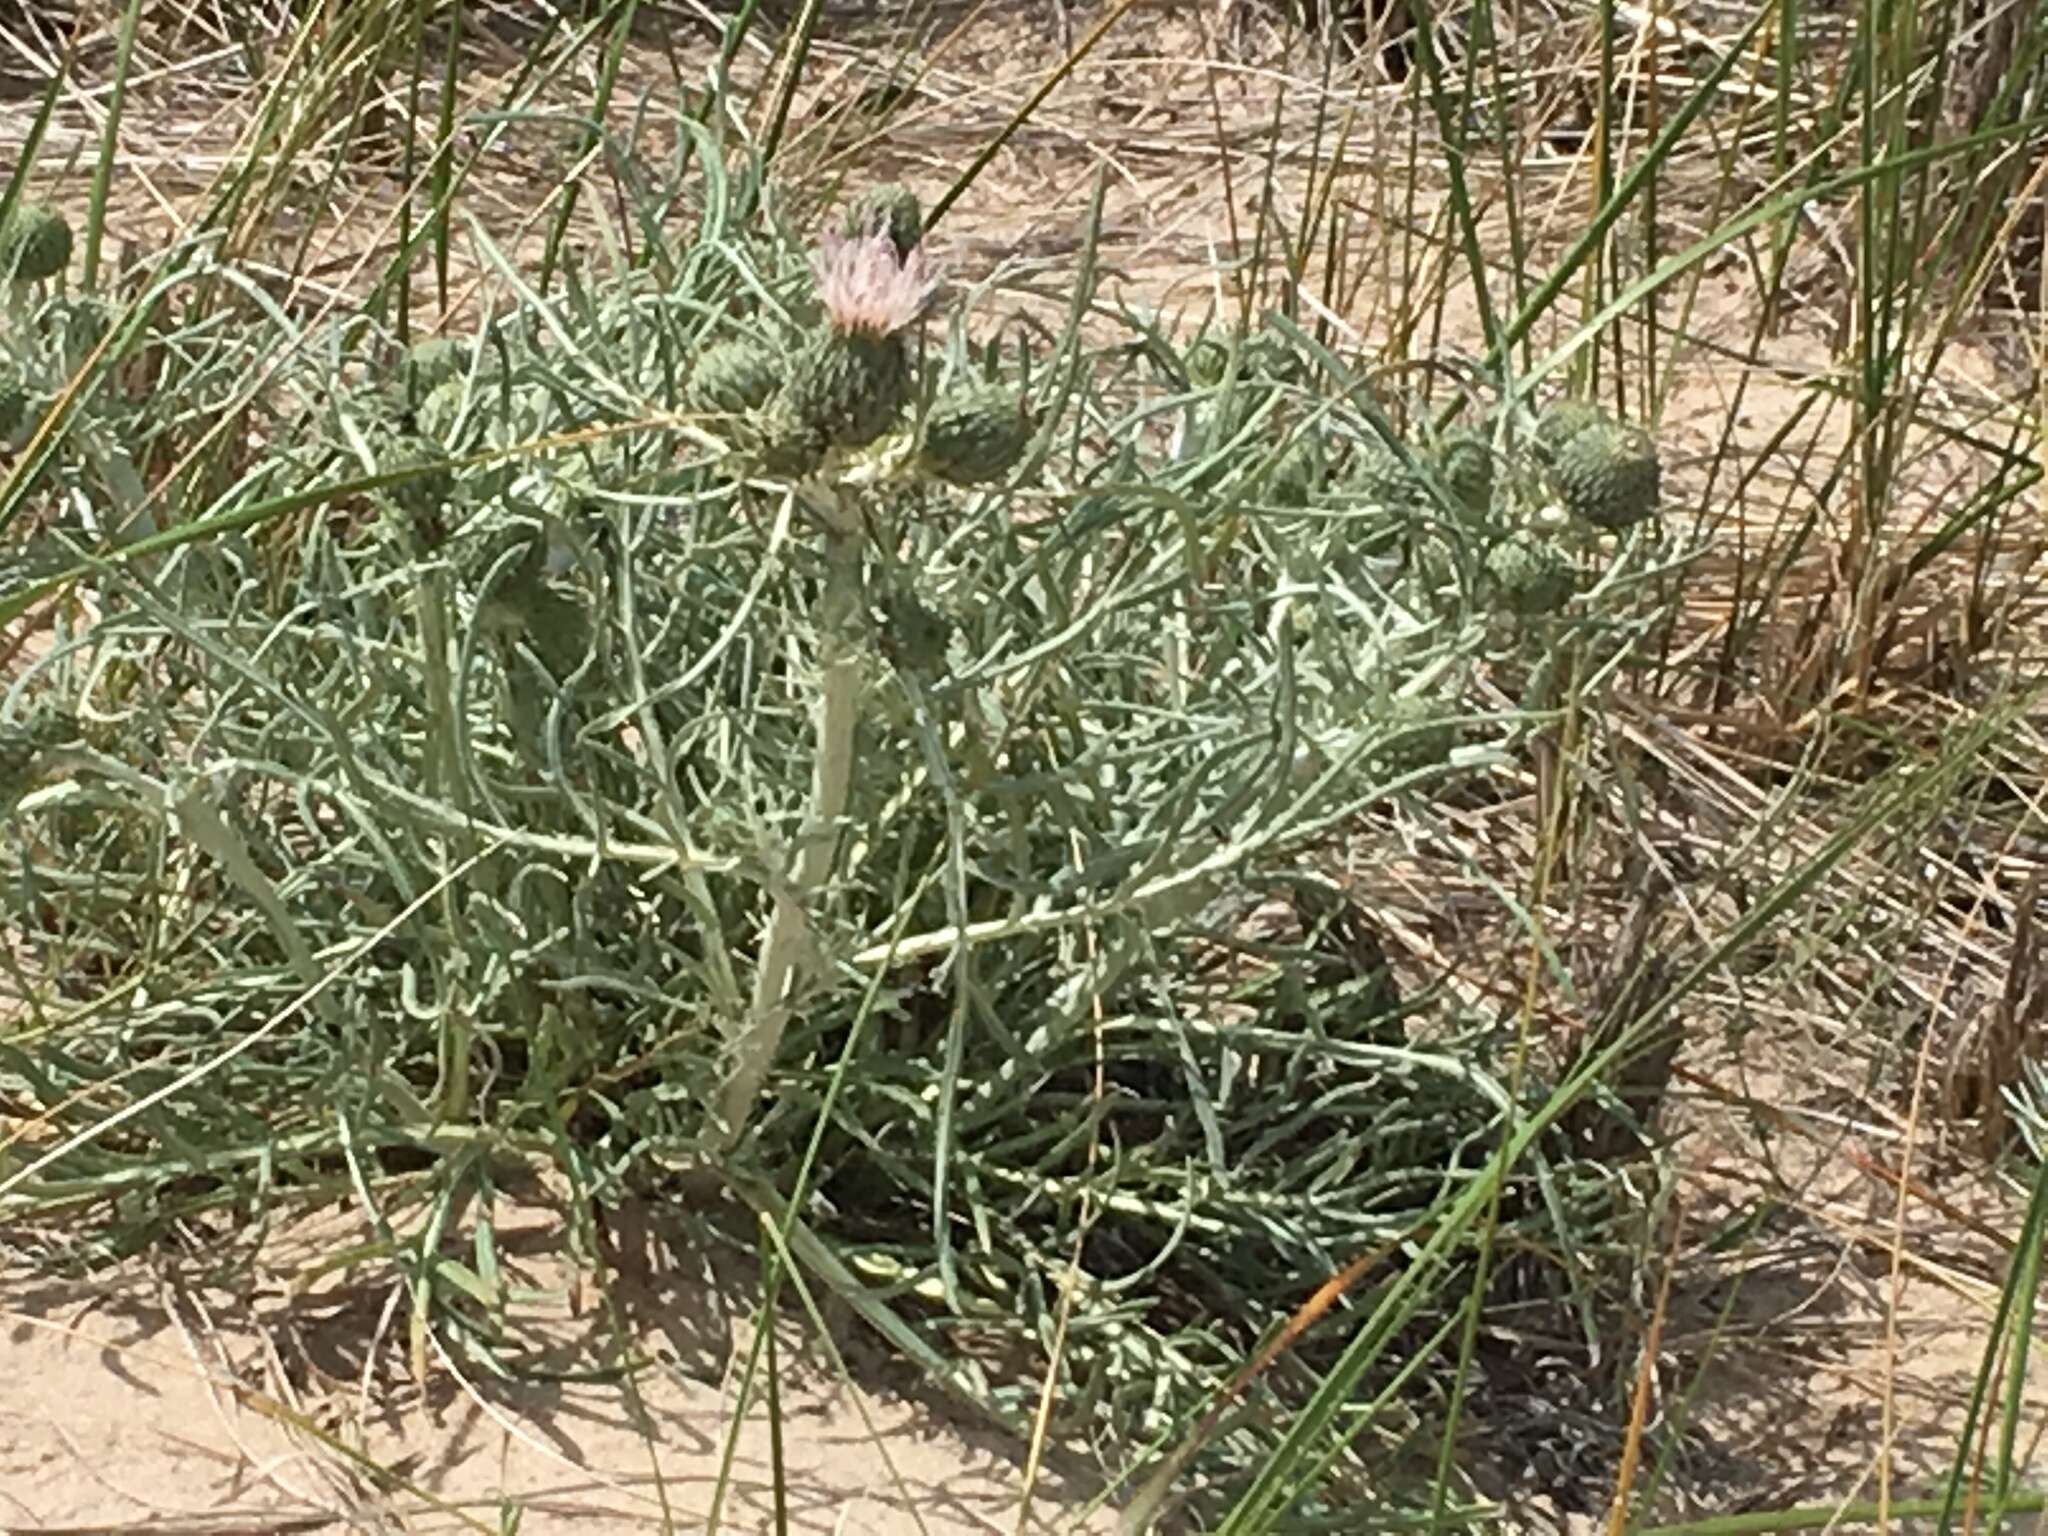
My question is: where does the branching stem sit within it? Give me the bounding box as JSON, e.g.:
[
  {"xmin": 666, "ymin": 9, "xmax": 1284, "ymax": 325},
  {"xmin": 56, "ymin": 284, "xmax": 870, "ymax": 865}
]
[{"xmin": 717, "ymin": 486, "xmax": 864, "ymax": 1147}]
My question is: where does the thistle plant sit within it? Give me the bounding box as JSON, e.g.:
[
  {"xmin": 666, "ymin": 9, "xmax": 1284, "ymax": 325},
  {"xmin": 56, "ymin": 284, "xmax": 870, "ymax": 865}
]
[
  {"xmin": 715, "ymin": 187, "xmax": 948, "ymax": 1147},
  {"xmin": 776, "ymin": 223, "xmax": 934, "ymax": 463},
  {"xmin": 1, "ymin": 168, "xmax": 1681, "ymax": 1522}
]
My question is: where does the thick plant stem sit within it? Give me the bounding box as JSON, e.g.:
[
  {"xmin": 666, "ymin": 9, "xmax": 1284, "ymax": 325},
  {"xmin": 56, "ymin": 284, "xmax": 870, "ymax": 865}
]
[
  {"xmin": 416, "ymin": 563, "xmax": 473, "ymax": 1125},
  {"xmin": 717, "ymin": 491, "xmax": 864, "ymax": 1147}
]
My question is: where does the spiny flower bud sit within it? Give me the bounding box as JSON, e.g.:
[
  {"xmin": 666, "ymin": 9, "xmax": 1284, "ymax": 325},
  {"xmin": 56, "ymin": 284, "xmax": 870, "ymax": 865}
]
[
  {"xmin": 839, "ymin": 183, "xmax": 925, "ymax": 261},
  {"xmin": 1533, "ymin": 398, "xmax": 1609, "ymax": 463},
  {"xmin": 1486, "ymin": 533, "xmax": 1576, "ymax": 616},
  {"xmin": 1551, "ymin": 421, "xmax": 1662, "ymax": 531},
  {"xmin": 685, "ymin": 336, "xmax": 783, "ymax": 417},
  {"xmin": 1432, "ymin": 430, "xmax": 1494, "ymax": 519},
  {"xmin": 1185, "ymin": 338, "xmax": 1231, "ymax": 388},
  {"xmin": 0, "ymin": 366, "xmax": 31, "ymax": 442},
  {"xmin": 0, "ymin": 704, "xmax": 75, "ymax": 814},
  {"xmin": 401, "ymin": 335, "xmax": 468, "ymax": 399},
  {"xmin": 1346, "ymin": 441, "xmax": 1426, "ymax": 511},
  {"xmin": 0, "ymin": 201, "xmax": 71, "ymax": 283},
  {"xmin": 920, "ymin": 381, "xmax": 1033, "ymax": 486},
  {"xmin": 783, "ymin": 331, "xmax": 910, "ymax": 452},
  {"xmin": 1374, "ymin": 695, "xmax": 1458, "ymax": 773}
]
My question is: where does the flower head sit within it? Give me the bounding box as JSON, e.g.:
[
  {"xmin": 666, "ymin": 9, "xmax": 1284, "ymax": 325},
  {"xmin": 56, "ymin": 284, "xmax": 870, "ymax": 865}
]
[{"xmin": 812, "ymin": 228, "xmax": 934, "ymax": 339}]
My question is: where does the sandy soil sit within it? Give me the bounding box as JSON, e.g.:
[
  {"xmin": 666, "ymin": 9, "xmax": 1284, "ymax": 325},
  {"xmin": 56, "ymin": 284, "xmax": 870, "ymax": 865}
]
[{"xmin": 3, "ymin": 1200, "xmax": 1117, "ymax": 1533}]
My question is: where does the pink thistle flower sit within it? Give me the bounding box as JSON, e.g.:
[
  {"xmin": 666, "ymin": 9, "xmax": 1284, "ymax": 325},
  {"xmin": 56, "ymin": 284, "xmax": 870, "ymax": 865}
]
[{"xmin": 812, "ymin": 228, "xmax": 935, "ymax": 339}]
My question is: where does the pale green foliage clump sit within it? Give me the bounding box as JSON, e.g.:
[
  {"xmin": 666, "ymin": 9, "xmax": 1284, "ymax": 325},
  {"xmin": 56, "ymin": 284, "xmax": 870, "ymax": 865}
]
[{"xmin": 0, "ymin": 201, "xmax": 71, "ymax": 283}]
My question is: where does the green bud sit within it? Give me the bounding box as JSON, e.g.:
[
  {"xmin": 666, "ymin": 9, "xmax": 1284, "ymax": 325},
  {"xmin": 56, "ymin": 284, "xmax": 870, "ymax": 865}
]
[
  {"xmin": 1551, "ymin": 421, "xmax": 1661, "ymax": 531},
  {"xmin": 401, "ymin": 336, "xmax": 468, "ymax": 399},
  {"xmin": 685, "ymin": 336, "xmax": 783, "ymax": 417},
  {"xmin": 0, "ymin": 704, "xmax": 76, "ymax": 814},
  {"xmin": 783, "ymin": 329, "xmax": 910, "ymax": 452},
  {"xmin": 1185, "ymin": 338, "xmax": 1231, "ymax": 388},
  {"xmin": 1431, "ymin": 430, "xmax": 1494, "ymax": 519},
  {"xmin": 879, "ymin": 590, "xmax": 953, "ymax": 673},
  {"xmin": 0, "ymin": 366, "xmax": 31, "ymax": 442},
  {"xmin": 1533, "ymin": 398, "xmax": 1609, "ymax": 463},
  {"xmin": 840, "ymin": 183, "xmax": 924, "ymax": 260},
  {"xmin": 1486, "ymin": 533, "xmax": 1576, "ymax": 616},
  {"xmin": 1346, "ymin": 441, "xmax": 1426, "ymax": 510},
  {"xmin": 1374, "ymin": 696, "xmax": 1458, "ymax": 773},
  {"xmin": 920, "ymin": 381, "xmax": 1034, "ymax": 486},
  {"xmin": 0, "ymin": 202, "xmax": 71, "ymax": 283}
]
